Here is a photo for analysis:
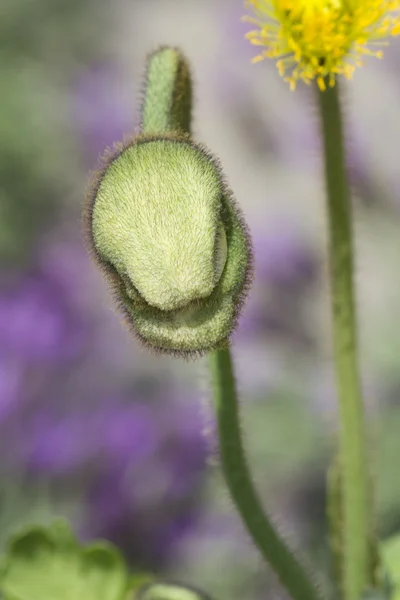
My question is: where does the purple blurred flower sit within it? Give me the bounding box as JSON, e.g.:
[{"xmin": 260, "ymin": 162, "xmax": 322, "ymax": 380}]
[
  {"xmin": 255, "ymin": 226, "xmax": 317, "ymax": 287},
  {"xmin": 23, "ymin": 395, "xmax": 207, "ymax": 569},
  {"xmin": 0, "ymin": 360, "xmax": 21, "ymax": 423},
  {"xmin": 24, "ymin": 401, "xmax": 157, "ymax": 474},
  {"xmin": 0, "ymin": 236, "xmax": 207, "ymax": 570},
  {"xmin": 238, "ymin": 223, "xmax": 319, "ymax": 346},
  {"xmin": 37, "ymin": 236, "xmax": 96, "ymax": 308},
  {"xmin": 73, "ymin": 63, "xmax": 134, "ymax": 161},
  {"xmin": 0, "ymin": 241, "xmax": 90, "ymax": 434},
  {"xmin": 85, "ymin": 397, "xmax": 207, "ymax": 569},
  {"xmin": 0, "ymin": 270, "xmax": 86, "ymax": 363}
]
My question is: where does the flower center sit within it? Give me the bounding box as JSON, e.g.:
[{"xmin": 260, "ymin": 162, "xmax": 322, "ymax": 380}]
[{"xmin": 244, "ymin": 0, "xmax": 400, "ymax": 89}]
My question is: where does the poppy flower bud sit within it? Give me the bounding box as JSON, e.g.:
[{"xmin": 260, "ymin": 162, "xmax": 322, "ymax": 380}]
[{"xmin": 85, "ymin": 48, "xmax": 252, "ymax": 356}]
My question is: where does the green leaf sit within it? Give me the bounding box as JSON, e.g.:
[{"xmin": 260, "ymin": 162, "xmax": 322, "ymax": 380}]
[
  {"xmin": 0, "ymin": 521, "xmax": 129, "ymax": 600},
  {"xmin": 134, "ymin": 581, "xmax": 212, "ymax": 600},
  {"xmin": 126, "ymin": 573, "xmax": 155, "ymax": 596}
]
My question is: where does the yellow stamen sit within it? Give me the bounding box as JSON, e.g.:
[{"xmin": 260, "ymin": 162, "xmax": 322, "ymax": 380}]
[{"xmin": 243, "ymin": 0, "xmax": 400, "ymax": 89}]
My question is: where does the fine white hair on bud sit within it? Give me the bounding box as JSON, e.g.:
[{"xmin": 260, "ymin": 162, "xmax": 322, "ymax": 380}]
[
  {"xmin": 85, "ymin": 132, "xmax": 253, "ymax": 357},
  {"xmin": 85, "ymin": 47, "xmax": 253, "ymax": 357}
]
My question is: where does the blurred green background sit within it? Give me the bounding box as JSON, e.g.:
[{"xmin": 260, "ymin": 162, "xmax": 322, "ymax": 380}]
[{"xmin": 2, "ymin": 1, "xmax": 400, "ymax": 598}]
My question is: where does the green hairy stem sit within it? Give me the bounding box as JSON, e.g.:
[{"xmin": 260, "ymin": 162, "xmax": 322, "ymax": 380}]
[
  {"xmin": 86, "ymin": 45, "xmax": 322, "ymax": 600},
  {"xmin": 138, "ymin": 46, "xmax": 320, "ymax": 600},
  {"xmin": 209, "ymin": 348, "xmax": 324, "ymax": 600},
  {"xmin": 318, "ymin": 83, "xmax": 372, "ymax": 600},
  {"xmin": 141, "ymin": 46, "xmax": 192, "ymax": 134}
]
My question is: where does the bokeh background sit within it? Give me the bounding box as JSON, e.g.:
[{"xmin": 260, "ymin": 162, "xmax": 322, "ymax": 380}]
[{"xmin": 2, "ymin": 1, "xmax": 400, "ymax": 598}]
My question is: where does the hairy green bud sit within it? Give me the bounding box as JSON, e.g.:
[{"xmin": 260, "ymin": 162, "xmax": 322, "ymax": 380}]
[{"xmin": 85, "ymin": 47, "xmax": 252, "ymax": 356}]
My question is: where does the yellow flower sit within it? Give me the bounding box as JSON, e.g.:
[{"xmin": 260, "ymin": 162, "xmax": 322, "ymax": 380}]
[{"xmin": 244, "ymin": 0, "xmax": 400, "ymax": 90}]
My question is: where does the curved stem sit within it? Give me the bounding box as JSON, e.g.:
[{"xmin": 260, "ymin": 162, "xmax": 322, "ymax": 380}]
[
  {"xmin": 209, "ymin": 347, "xmax": 324, "ymax": 600},
  {"xmin": 318, "ymin": 83, "xmax": 371, "ymax": 600}
]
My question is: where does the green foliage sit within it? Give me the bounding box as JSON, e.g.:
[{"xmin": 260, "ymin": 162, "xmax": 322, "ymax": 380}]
[
  {"xmin": 361, "ymin": 586, "xmax": 393, "ymax": 600},
  {"xmin": 0, "ymin": 0, "xmax": 110, "ymax": 264},
  {"xmin": 0, "ymin": 521, "xmax": 214, "ymax": 600},
  {"xmin": 0, "ymin": 68, "xmax": 63, "ymax": 263},
  {"xmin": 136, "ymin": 582, "xmax": 212, "ymax": 600},
  {"xmin": 0, "ymin": 521, "xmax": 129, "ymax": 600}
]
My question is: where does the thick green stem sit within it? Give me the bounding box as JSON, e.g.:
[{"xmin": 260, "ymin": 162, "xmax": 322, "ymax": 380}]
[
  {"xmin": 141, "ymin": 46, "xmax": 192, "ymax": 135},
  {"xmin": 209, "ymin": 347, "xmax": 323, "ymax": 600},
  {"xmin": 140, "ymin": 45, "xmax": 322, "ymax": 600},
  {"xmin": 318, "ymin": 83, "xmax": 371, "ymax": 600}
]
